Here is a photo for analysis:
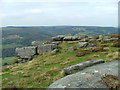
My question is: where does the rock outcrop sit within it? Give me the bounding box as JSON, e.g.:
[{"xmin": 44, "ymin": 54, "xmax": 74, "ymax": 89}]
[
  {"xmin": 16, "ymin": 46, "xmax": 37, "ymax": 59},
  {"xmin": 15, "ymin": 34, "xmax": 118, "ymax": 63},
  {"xmin": 16, "ymin": 43, "xmax": 58, "ymax": 63},
  {"xmin": 52, "ymin": 35, "xmax": 65, "ymax": 41},
  {"xmin": 52, "ymin": 34, "xmax": 88, "ymax": 41}
]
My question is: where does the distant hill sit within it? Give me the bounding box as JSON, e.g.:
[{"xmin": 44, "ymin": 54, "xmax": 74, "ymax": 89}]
[
  {"xmin": 2, "ymin": 26, "xmax": 118, "ymax": 40},
  {"xmin": 2, "ymin": 26, "xmax": 118, "ymax": 58}
]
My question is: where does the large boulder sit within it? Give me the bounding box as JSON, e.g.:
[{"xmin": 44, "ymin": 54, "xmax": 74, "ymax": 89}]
[
  {"xmin": 76, "ymin": 42, "xmax": 88, "ymax": 47},
  {"xmin": 103, "ymin": 38, "xmax": 118, "ymax": 42},
  {"xmin": 16, "ymin": 46, "xmax": 37, "ymax": 60},
  {"xmin": 52, "ymin": 35, "xmax": 65, "ymax": 41},
  {"xmin": 75, "ymin": 34, "xmax": 88, "ymax": 39},
  {"xmin": 63, "ymin": 36, "xmax": 73, "ymax": 41},
  {"xmin": 63, "ymin": 35, "xmax": 85, "ymax": 41},
  {"xmin": 89, "ymin": 39, "xmax": 96, "ymax": 42},
  {"xmin": 64, "ymin": 59, "xmax": 104, "ymax": 75},
  {"xmin": 37, "ymin": 44, "xmax": 57, "ymax": 54}
]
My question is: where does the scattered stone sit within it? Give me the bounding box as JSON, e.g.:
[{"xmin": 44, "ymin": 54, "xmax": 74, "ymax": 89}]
[
  {"xmin": 51, "ymin": 49, "xmax": 59, "ymax": 54},
  {"xmin": 103, "ymin": 38, "xmax": 118, "ymax": 42},
  {"xmin": 89, "ymin": 39, "xmax": 96, "ymax": 42},
  {"xmin": 76, "ymin": 42, "xmax": 88, "ymax": 47},
  {"xmin": 68, "ymin": 46, "xmax": 77, "ymax": 52},
  {"xmin": 79, "ymin": 38, "xmax": 89, "ymax": 42},
  {"xmin": 88, "ymin": 43, "xmax": 97, "ymax": 47}
]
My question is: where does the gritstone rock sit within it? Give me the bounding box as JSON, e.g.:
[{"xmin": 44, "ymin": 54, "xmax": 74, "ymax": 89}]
[
  {"xmin": 37, "ymin": 44, "xmax": 57, "ymax": 54},
  {"xmin": 64, "ymin": 59, "xmax": 104, "ymax": 75},
  {"xmin": 52, "ymin": 35, "xmax": 65, "ymax": 41},
  {"xmin": 76, "ymin": 42, "xmax": 88, "ymax": 47},
  {"xmin": 16, "ymin": 46, "xmax": 37, "ymax": 61}
]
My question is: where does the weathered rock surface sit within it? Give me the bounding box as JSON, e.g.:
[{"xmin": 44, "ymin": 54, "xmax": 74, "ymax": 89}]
[
  {"xmin": 75, "ymin": 34, "xmax": 88, "ymax": 39},
  {"xmin": 63, "ymin": 36, "xmax": 79, "ymax": 41},
  {"xmin": 16, "ymin": 46, "xmax": 37, "ymax": 59},
  {"xmin": 15, "ymin": 43, "xmax": 58, "ymax": 63},
  {"xmin": 48, "ymin": 60, "xmax": 119, "ymax": 88},
  {"xmin": 76, "ymin": 42, "xmax": 88, "ymax": 47},
  {"xmin": 31, "ymin": 41, "xmax": 44, "ymax": 46},
  {"xmin": 68, "ymin": 46, "xmax": 77, "ymax": 52},
  {"xmin": 37, "ymin": 44, "xmax": 57, "ymax": 54},
  {"xmin": 64, "ymin": 59, "xmax": 104, "ymax": 75},
  {"xmin": 51, "ymin": 49, "xmax": 59, "ymax": 54},
  {"xmin": 51, "ymin": 41, "xmax": 62, "ymax": 45},
  {"xmin": 103, "ymin": 38, "xmax": 118, "ymax": 42},
  {"xmin": 52, "ymin": 35, "xmax": 65, "ymax": 41},
  {"xmin": 52, "ymin": 34, "xmax": 88, "ymax": 41}
]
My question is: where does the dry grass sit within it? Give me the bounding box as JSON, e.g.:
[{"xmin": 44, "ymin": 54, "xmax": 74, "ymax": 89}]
[
  {"xmin": 93, "ymin": 35, "xmax": 99, "ymax": 39},
  {"xmin": 109, "ymin": 34, "xmax": 120, "ymax": 38},
  {"xmin": 99, "ymin": 74, "xmax": 120, "ymax": 89},
  {"xmin": 112, "ymin": 42, "xmax": 120, "ymax": 47},
  {"xmin": 76, "ymin": 50, "xmax": 91, "ymax": 57},
  {"xmin": 92, "ymin": 46, "xmax": 105, "ymax": 52}
]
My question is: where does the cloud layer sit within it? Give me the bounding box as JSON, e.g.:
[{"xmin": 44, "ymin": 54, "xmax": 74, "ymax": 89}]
[{"xmin": 0, "ymin": 0, "xmax": 118, "ymax": 27}]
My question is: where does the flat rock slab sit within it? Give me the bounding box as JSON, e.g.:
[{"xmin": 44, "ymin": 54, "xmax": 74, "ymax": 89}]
[
  {"xmin": 48, "ymin": 60, "xmax": 119, "ymax": 89},
  {"xmin": 64, "ymin": 59, "xmax": 105, "ymax": 75}
]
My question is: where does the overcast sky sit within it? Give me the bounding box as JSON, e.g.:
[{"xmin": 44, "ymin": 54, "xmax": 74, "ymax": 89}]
[{"xmin": 0, "ymin": 0, "xmax": 119, "ymax": 27}]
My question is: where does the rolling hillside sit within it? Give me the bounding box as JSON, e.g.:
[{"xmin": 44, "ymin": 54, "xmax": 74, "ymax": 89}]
[{"xmin": 2, "ymin": 26, "xmax": 118, "ymax": 58}]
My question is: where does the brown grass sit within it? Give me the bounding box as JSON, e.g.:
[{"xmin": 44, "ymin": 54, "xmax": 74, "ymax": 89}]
[
  {"xmin": 109, "ymin": 34, "xmax": 120, "ymax": 38},
  {"xmin": 93, "ymin": 35, "xmax": 99, "ymax": 39},
  {"xmin": 92, "ymin": 46, "xmax": 105, "ymax": 52},
  {"xmin": 112, "ymin": 42, "xmax": 120, "ymax": 47},
  {"xmin": 76, "ymin": 50, "xmax": 91, "ymax": 57},
  {"xmin": 99, "ymin": 74, "xmax": 120, "ymax": 90}
]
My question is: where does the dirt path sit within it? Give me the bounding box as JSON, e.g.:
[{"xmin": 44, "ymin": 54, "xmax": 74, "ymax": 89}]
[{"xmin": 48, "ymin": 60, "xmax": 119, "ymax": 88}]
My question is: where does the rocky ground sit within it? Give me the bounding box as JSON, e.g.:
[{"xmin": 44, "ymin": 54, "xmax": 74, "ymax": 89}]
[{"xmin": 49, "ymin": 60, "xmax": 119, "ymax": 88}]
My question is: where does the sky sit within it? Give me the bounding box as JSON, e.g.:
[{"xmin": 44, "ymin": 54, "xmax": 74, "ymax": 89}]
[{"xmin": 0, "ymin": 0, "xmax": 119, "ymax": 27}]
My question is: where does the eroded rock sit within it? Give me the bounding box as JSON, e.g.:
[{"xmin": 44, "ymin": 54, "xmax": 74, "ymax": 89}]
[
  {"xmin": 37, "ymin": 44, "xmax": 57, "ymax": 54},
  {"xmin": 64, "ymin": 59, "xmax": 105, "ymax": 75},
  {"xmin": 76, "ymin": 42, "xmax": 88, "ymax": 47},
  {"xmin": 16, "ymin": 46, "xmax": 37, "ymax": 60}
]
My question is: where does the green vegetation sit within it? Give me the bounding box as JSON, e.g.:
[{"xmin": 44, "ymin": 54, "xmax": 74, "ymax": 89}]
[
  {"xmin": 0, "ymin": 57, "xmax": 17, "ymax": 66},
  {"xmin": 1, "ymin": 40, "xmax": 119, "ymax": 88}
]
